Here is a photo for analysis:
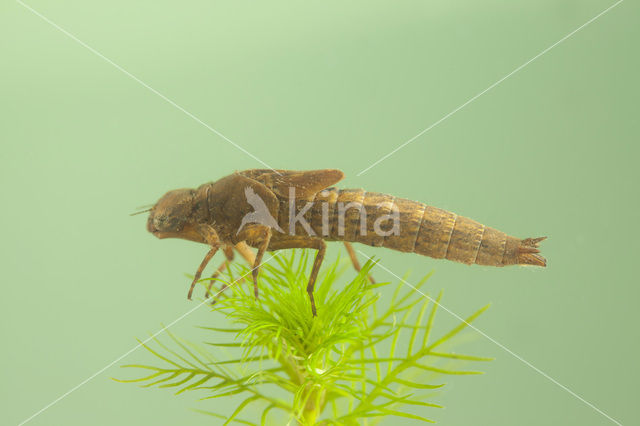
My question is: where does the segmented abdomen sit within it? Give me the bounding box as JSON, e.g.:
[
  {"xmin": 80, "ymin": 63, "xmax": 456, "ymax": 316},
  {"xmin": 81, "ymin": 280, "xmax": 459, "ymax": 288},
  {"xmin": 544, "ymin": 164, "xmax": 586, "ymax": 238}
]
[{"xmin": 277, "ymin": 188, "xmax": 546, "ymax": 267}]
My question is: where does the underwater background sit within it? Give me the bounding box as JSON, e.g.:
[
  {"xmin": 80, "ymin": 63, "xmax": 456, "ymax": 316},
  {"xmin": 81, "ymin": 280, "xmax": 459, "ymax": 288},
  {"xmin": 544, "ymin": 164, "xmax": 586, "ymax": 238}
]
[{"xmin": 1, "ymin": 1, "xmax": 637, "ymax": 424}]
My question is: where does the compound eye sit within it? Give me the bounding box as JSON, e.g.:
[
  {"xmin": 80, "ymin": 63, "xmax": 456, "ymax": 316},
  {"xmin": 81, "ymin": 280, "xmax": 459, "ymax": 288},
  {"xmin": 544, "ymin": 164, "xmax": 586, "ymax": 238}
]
[
  {"xmin": 154, "ymin": 216, "xmax": 172, "ymax": 231},
  {"xmin": 169, "ymin": 217, "xmax": 182, "ymax": 231}
]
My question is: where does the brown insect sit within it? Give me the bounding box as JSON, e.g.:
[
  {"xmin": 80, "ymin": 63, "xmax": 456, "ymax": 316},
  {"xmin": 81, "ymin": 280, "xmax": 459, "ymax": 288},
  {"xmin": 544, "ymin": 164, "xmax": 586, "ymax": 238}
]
[{"xmin": 144, "ymin": 169, "xmax": 546, "ymax": 316}]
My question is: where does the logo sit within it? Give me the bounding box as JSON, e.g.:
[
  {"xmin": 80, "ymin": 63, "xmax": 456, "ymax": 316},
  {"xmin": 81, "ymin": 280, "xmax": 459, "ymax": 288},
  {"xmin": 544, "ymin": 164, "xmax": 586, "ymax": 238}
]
[
  {"xmin": 236, "ymin": 187, "xmax": 284, "ymax": 235},
  {"xmin": 237, "ymin": 186, "xmax": 400, "ymax": 237}
]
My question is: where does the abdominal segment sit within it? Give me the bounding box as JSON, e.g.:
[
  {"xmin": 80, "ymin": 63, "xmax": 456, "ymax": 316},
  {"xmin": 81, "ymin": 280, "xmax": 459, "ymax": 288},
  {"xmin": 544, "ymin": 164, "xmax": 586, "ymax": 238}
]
[{"xmin": 276, "ymin": 188, "xmax": 545, "ymax": 267}]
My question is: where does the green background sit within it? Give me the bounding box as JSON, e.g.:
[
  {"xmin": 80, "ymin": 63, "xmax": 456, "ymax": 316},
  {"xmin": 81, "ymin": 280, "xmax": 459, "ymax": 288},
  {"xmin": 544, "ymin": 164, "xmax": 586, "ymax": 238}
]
[{"xmin": 1, "ymin": 0, "xmax": 637, "ymax": 424}]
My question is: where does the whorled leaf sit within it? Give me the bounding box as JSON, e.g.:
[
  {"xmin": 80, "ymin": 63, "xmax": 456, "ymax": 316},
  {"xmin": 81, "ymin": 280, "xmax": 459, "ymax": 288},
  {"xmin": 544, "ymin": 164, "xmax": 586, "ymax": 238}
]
[{"xmin": 118, "ymin": 250, "xmax": 490, "ymax": 425}]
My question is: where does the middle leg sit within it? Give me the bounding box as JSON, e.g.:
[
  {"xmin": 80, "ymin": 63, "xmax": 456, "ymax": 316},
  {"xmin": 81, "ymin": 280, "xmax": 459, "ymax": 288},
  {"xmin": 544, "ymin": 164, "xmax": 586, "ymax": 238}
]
[{"xmin": 251, "ymin": 227, "xmax": 272, "ymax": 299}]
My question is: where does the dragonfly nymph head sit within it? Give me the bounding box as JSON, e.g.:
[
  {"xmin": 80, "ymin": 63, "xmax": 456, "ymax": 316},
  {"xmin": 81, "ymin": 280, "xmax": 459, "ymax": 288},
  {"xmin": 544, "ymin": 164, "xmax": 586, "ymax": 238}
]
[{"xmin": 147, "ymin": 188, "xmax": 205, "ymax": 243}]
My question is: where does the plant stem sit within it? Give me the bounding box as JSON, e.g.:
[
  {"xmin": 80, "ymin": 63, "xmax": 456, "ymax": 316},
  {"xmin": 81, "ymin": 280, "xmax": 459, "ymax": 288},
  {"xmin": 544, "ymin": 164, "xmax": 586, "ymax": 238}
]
[{"xmin": 301, "ymin": 384, "xmax": 326, "ymax": 425}]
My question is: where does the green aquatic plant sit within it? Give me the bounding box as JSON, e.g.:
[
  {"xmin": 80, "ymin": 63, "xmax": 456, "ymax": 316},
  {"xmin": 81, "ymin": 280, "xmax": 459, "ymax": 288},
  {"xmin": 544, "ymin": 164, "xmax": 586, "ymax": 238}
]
[{"xmin": 117, "ymin": 251, "xmax": 490, "ymax": 425}]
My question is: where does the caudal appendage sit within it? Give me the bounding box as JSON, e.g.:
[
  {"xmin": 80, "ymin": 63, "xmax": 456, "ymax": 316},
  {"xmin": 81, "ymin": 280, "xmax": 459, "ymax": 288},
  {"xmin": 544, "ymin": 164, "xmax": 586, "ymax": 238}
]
[{"xmin": 517, "ymin": 236, "xmax": 547, "ymax": 267}]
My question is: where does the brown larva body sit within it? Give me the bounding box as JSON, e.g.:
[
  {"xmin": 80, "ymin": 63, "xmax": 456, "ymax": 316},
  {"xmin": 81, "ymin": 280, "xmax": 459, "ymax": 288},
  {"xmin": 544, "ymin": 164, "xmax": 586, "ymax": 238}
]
[{"xmin": 146, "ymin": 169, "xmax": 546, "ymax": 316}]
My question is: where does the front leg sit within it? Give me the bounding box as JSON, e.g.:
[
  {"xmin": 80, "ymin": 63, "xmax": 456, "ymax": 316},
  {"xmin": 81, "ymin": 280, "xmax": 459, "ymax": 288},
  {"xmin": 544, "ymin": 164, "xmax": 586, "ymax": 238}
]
[
  {"xmin": 235, "ymin": 241, "xmax": 256, "ymax": 265},
  {"xmin": 205, "ymin": 245, "xmax": 235, "ymax": 298},
  {"xmin": 187, "ymin": 224, "xmax": 221, "ymax": 300}
]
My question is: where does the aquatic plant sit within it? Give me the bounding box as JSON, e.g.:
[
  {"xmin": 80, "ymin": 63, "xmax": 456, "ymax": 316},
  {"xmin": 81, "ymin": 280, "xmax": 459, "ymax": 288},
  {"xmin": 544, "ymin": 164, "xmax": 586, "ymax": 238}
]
[{"xmin": 117, "ymin": 251, "xmax": 490, "ymax": 424}]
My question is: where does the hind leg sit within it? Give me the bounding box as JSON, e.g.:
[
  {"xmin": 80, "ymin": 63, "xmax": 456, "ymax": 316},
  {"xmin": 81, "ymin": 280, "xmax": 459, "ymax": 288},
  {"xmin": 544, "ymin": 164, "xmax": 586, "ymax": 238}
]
[
  {"xmin": 267, "ymin": 237, "xmax": 327, "ymax": 317},
  {"xmin": 343, "ymin": 242, "xmax": 375, "ymax": 284}
]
